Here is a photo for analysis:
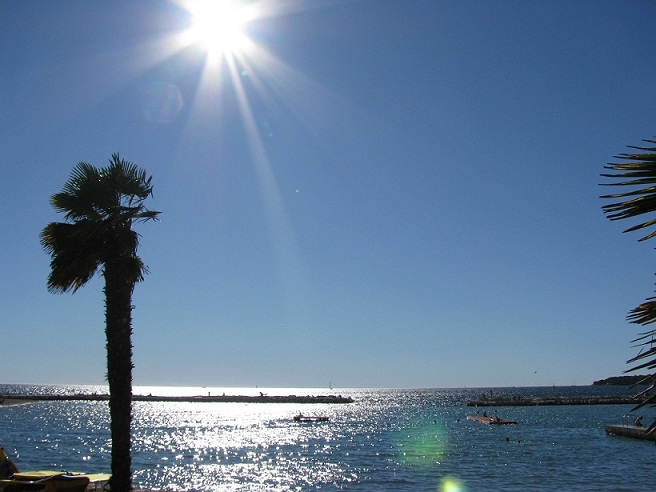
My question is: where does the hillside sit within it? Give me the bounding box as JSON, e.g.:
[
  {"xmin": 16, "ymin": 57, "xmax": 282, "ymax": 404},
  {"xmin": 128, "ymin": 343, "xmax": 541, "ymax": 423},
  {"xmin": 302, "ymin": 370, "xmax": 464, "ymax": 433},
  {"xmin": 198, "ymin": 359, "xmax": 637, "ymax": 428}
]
[{"xmin": 592, "ymin": 375, "xmax": 654, "ymax": 386}]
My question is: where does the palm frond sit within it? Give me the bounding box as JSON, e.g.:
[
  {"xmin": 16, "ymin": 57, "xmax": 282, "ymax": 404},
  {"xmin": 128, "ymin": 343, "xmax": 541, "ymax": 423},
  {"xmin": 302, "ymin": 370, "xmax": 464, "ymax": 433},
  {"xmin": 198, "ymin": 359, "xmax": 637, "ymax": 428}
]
[
  {"xmin": 42, "ymin": 155, "xmax": 160, "ymax": 292},
  {"xmin": 106, "ymin": 154, "xmax": 154, "ymax": 199},
  {"xmin": 50, "ymin": 155, "xmax": 160, "ymax": 224},
  {"xmin": 626, "ymin": 299, "xmax": 656, "ymax": 325},
  {"xmin": 601, "ymin": 137, "xmax": 656, "ymax": 409},
  {"xmin": 51, "ymin": 162, "xmax": 106, "ymax": 221},
  {"xmin": 41, "ymin": 221, "xmax": 103, "ymax": 293},
  {"xmin": 601, "ymin": 141, "xmax": 656, "ymax": 241}
]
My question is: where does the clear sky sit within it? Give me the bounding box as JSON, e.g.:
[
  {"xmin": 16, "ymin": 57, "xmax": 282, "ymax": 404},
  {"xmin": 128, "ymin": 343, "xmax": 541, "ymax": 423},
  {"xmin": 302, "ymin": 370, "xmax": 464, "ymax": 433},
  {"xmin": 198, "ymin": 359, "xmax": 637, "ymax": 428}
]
[{"xmin": 2, "ymin": 0, "xmax": 656, "ymax": 389}]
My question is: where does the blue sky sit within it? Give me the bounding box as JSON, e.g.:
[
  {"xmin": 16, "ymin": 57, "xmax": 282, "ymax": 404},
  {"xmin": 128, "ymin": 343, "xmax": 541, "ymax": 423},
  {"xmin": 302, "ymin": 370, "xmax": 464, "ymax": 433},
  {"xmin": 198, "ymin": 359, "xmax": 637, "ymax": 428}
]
[{"xmin": 2, "ymin": 0, "xmax": 656, "ymax": 389}]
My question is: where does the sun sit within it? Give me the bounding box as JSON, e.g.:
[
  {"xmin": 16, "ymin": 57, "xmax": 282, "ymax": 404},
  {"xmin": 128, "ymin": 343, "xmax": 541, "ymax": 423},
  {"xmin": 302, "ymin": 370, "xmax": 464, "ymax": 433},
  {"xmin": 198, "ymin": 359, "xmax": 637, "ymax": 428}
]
[{"xmin": 183, "ymin": 0, "xmax": 253, "ymax": 58}]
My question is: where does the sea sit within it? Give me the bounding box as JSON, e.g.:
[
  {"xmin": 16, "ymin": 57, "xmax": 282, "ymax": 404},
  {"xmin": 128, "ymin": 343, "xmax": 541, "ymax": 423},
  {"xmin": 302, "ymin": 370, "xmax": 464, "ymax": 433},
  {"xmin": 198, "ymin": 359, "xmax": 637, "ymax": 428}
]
[{"xmin": 0, "ymin": 384, "xmax": 653, "ymax": 491}]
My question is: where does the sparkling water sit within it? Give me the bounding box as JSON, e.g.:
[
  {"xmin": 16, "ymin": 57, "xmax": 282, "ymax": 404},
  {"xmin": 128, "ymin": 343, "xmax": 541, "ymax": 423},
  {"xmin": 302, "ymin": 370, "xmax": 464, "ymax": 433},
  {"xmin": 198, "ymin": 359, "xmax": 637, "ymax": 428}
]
[{"xmin": 0, "ymin": 385, "xmax": 653, "ymax": 491}]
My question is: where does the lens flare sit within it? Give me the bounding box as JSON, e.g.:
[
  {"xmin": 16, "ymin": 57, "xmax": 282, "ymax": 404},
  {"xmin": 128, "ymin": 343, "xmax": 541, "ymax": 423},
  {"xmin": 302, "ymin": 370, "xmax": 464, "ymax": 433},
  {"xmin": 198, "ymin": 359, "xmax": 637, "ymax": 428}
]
[
  {"xmin": 397, "ymin": 419, "xmax": 449, "ymax": 467},
  {"xmin": 440, "ymin": 475, "xmax": 467, "ymax": 492},
  {"xmin": 142, "ymin": 82, "xmax": 184, "ymax": 123}
]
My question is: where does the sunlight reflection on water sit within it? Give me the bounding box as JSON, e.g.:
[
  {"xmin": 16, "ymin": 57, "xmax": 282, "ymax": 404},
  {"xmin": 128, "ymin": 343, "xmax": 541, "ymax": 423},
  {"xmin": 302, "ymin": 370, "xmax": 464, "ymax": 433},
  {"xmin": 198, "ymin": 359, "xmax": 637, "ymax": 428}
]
[
  {"xmin": 131, "ymin": 401, "xmax": 356, "ymax": 490},
  {"xmin": 1, "ymin": 386, "xmax": 655, "ymax": 490}
]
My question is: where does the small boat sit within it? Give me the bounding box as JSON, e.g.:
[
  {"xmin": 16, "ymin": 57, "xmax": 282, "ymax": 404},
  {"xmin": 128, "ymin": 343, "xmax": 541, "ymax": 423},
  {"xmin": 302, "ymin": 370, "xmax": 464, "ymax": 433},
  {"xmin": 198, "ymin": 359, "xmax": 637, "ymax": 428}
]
[
  {"xmin": 467, "ymin": 415, "xmax": 517, "ymax": 425},
  {"xmin": 605, "ymin": 424, "xmax": 656, "ymax": 441},
  {"xmin": 293, "ymin": 414, "xmax": 329, "ymax": 422}
]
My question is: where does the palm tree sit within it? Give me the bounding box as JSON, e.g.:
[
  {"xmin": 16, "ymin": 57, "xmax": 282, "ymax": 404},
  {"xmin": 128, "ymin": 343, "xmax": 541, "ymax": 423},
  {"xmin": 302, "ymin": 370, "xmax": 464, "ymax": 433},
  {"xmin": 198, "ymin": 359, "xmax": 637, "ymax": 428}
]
[
  {"xmin": 601, "ymin": 138, "xmax": 656, "ymax": 416},
  {"xmin": 41, "ymin": 154, "xmax": 160, "ymax": 491}
]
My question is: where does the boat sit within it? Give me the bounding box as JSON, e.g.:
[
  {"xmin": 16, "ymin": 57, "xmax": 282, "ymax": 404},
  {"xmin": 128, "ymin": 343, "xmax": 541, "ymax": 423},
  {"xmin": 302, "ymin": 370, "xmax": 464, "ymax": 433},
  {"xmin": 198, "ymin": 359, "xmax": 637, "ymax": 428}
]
[
  {"xmin": 605, "ymin": 424, "xmax": 656, "ymax": 442},
  {"xmin": 467, "ymin": 415, "xmax": 517, "ymax": 425},
  {"xmin": 293, "ymin": 414, "xmax": 329, "ymax": 422}
]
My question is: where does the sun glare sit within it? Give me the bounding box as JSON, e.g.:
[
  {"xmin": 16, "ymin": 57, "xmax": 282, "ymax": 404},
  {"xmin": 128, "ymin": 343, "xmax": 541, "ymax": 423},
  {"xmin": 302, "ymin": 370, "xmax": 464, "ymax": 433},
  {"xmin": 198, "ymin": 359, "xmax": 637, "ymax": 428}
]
[
  {"xmin": 184, "ymin": 0, "xmax": 252, "ymax": 58},
  {"xmin": 165, "ymin": 0, "xmax": 316, "ymax": 320}
]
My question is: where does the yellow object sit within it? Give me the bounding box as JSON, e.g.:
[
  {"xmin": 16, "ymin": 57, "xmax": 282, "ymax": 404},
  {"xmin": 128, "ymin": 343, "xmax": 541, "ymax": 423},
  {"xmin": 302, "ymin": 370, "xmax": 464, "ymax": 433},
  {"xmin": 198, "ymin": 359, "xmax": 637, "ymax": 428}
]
[
  {"xmin": 11, "ymin": 471, "xmax": 65, "ymax": 480},
  {"xmin": 0, "ymin": 471, "xmax": 100, "ymax": 492}
]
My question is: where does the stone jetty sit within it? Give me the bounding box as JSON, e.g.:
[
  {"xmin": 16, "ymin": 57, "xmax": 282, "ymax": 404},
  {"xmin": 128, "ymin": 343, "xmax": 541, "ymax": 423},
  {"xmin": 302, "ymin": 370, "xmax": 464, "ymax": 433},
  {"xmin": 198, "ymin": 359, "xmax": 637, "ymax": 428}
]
[
  {"xmin": 466, "ymin": 395, "xmax": 640, "ymax": 407},
  {"xmin": 0, "ymin": 393, "xmax": 354, "ymax": 404}
]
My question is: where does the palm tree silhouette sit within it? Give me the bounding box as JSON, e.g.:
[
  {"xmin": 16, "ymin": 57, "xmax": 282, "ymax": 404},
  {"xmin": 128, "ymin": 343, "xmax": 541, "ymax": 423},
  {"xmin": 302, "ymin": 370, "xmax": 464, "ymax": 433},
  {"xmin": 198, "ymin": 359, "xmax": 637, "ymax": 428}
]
[{"xmin": 41, "ymin": 154, "xmax": 160, "ymax": 491}]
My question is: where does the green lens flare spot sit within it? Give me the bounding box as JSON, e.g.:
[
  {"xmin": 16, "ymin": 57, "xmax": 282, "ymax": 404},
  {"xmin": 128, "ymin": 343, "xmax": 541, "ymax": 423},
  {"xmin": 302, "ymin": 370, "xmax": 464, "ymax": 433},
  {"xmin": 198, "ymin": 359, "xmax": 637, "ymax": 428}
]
[
  {"xmin": 440, "ymin": 475, "xmax": 467, "ymax": 492},
  {"xmin": 396, "ymin": 420, "xmax": 449, "ymax": 467}
]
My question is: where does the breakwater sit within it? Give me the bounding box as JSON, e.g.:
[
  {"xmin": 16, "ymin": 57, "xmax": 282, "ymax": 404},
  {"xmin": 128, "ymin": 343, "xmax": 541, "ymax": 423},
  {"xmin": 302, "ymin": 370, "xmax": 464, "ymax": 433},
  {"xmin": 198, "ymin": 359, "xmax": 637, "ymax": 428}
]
[
  {"xmin": 1, "ymin": 393, "xmax": 354, "ymax": 404},
  {"xmin": 466, "ymin": 395, "xmax": 640, "ymax": 407}
]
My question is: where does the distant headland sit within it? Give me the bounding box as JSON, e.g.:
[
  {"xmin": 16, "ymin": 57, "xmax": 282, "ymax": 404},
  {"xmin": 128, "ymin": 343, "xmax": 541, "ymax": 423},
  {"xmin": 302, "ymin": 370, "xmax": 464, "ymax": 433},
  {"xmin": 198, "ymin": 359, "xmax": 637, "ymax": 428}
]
[{"xmin": 592, "ymin": 375, "xmax": 654, "ymax": 386}]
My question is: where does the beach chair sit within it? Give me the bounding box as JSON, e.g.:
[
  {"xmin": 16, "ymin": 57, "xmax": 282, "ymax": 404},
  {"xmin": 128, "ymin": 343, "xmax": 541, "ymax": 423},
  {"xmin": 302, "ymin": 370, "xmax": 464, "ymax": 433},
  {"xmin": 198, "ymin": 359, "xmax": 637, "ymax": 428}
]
[
  {"xmin": 0, "ymin": 448, "xmax": 109, "ymax": 492},
  {"xmin": 79, "ymin": 474, "xmax": 111, "ymax": 491},
  {"xmin": 0, "ymin": 472, "xmax": 90, "ymax": 492}
]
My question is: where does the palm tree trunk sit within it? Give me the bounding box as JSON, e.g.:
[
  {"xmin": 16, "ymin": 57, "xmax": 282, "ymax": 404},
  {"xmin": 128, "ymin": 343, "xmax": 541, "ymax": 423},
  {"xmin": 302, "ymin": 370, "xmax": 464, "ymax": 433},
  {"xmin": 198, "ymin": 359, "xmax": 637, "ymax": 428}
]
[{"xmin": 104, "ymin": 263, "xmax": 135, "ymax": 492}]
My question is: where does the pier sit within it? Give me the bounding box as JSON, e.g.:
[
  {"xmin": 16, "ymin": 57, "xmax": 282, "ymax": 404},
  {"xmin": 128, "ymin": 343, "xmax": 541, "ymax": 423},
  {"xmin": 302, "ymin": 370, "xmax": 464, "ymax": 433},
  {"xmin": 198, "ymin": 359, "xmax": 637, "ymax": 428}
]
[
  {"xmin": 466, "ymin": 395, "xmax": 640, "ymax": 407},
  {"xmin": 0, "ymin": 393, "xmax": 354, "ymax": 404}
]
